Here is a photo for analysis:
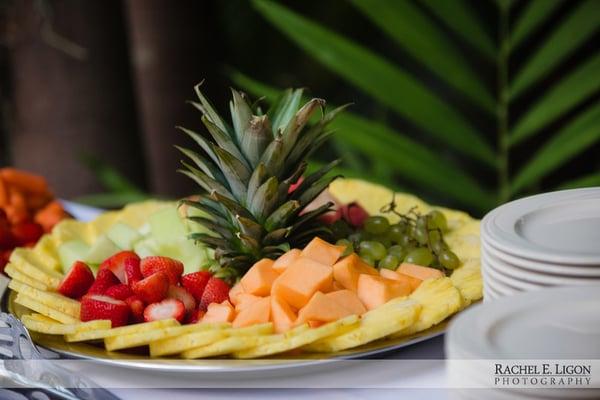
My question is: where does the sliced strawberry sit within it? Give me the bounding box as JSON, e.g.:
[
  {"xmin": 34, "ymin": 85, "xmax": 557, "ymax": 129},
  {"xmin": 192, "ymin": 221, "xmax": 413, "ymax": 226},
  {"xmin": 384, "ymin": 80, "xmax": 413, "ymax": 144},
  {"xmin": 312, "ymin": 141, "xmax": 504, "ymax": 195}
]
[
  {"xmin": 339, "ymin": 202, "xmax": 369, "ymax": 228},
  {"xmin": 131, "ymin": 271, "xmax": 169, "ymax": 304},
  {"xmin": 199, "ymin": 277, "xmax": 230, "ymax": 311},
  {"xmin": 140, "ymin": 256, "xmax": 183, "ymax": 285},
  {"xmin": 10, "ymin": 222, "xmax": 43, "ymax": 247},
  {"xmin": 143, "ymin": 299, "xmax": 185, "ymax": 323},
  {"xmin": 167, "ymin": 285, "xmax": 196, "ymax": 314},
  {"xmin": 104, "ymin": 283, "xmax": 133, "ymax": 301},
  {"xmin": 87, "ymin": 268, "xmax": 120, "ymax": 295},
  {"xmin": 80, "ymin": 294, "xmax": 130, "ymax": 327},
  {"xmin": 124, "ymin": 257, "xmax": 143, "ymax": 285},
  {"xmin": 181, "ymin": 271, "xmax": 211, "ymax": 301},
  {"xmin": 186, "ymin": 309, "xmax": 206, "ymax": 324},
  {"xmin": 57, "ymin": 261, "xmax": 95, "ymax": 299},
  {"xmin": 125, "ymin": 295, "xmax": 145, "ymax": 323},
  {"xmin": 99, "ymin": 251, "xmax": 140, "ymax": 284}
]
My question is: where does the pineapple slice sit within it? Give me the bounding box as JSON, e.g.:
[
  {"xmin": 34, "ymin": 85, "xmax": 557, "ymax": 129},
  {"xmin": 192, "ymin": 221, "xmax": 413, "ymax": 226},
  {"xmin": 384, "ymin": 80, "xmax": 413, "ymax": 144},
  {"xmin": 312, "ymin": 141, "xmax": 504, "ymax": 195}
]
[
  {"xmin": 450, "ymin": 258, "xmax": 483, "ymax": 307},
  {"xmin": 391, "ymin": 277, "xmax": 462, "ymax": 338}
]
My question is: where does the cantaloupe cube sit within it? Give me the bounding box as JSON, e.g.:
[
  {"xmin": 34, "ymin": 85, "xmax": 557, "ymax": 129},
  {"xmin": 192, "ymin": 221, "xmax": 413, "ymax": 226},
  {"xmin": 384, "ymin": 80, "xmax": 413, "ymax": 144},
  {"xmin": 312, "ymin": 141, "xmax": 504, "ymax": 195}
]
[
  {"xmin": 272, "ymin": 257, "xmax": 333, "ymax": 309},
  {"xmin": 229, "ymin": 282, "xmax": 245, "ymax": 305},
  {"xmin": 272, "ymin": 249, "xmax": 301, "ymax": 273},
  {"xmin": 357, "ymin": 274, "xmax": 412, "ymax": 310},
  {"xmin": 397, "ymin": 263, "xmax": 444, "ymax": 281},
  {"xmin": 296, "ymin": 291, "xmax": 352, "ymax": 324},
  {"xmin": 241, "ymin": 258, "xmax": 278, "ymax": 296},
  {"xmin": 332, "ymin": 254, "xmax": 378, "ymax": 291},
  {"xmin": 332, "ymin": 281, "xmax": 345, "ymax": 291},
  {"xmin": 326, "ymin": 289, "xmax": 366, "ymax": 315},
  {"xmin": 301, "ymin": 237, "xmax": 345, "ymax": 266},
  {"xmin": 380, "ymin": 269, "xmax": 422, "ymax": 292},
  {"xmin": 271, "ymin": 295, "xmax": 297, "ymax": 333},
  {"xmin": 234, "ymin": 293, "xmax": 262, "ymax": 312},
  {"xmin": 202, "ymin": 300, "xmax": 235, "ymax": 323},
  {"xmin": 232, "ymin": 296, "xmax": 271, "ymax": 328},
  {"xmin": 308, "ymin": 320, "xmax": 324, "ymax": 328}
]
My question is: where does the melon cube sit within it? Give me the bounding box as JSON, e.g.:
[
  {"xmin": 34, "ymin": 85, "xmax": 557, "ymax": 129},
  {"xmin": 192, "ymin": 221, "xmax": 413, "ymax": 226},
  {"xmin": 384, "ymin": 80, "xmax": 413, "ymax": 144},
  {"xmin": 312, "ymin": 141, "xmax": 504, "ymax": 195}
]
[
  {"xmin": 229, "ymin": 282, "xmax": 245, "ymax": 305},
  {"xmin": 202, "ymin": 300, "xmax": 235, "ymax": 323},
  {"xmin": 272, "ymin": 249, "xmax": 302, "ymax": 273},
  {"xmin": 332, "ymin": 254, "xmax": 378, "ymax": 291},
  {"xmin": 272, "ymin": 257, "xmax": 333, "ymax": 309},
  {"xmin": 234, "ymin": 293, "xmax": 262, "ymax": 312},
  {"xmin": 296, "ymin": 291, "xmax": 352, "ymax": 325},
  {"xmin": 232, "ymin": 296, "xmax": 271, "ymax": 328},
  {"xmin": 397, "ymin": 263, "xmax": 444, "ymax": 281},
  {"xmin": 271, "ymin": 295, "xmax": 297, "ymax": 333},
  {"xmin": 381, "ymin": 268, "xmax": 423, "ymax": 291},
  {"xmin": 301, "ymin": 237, "xmax": 345, "ymax": 266},
  {"xmin": 325, "ymin": 289, "xmax": 366, "ymax": 315},
  {"xmin": 241, "ymin": 258, "xmax": 278, "ymax": 296},
  {"xmin": 357, "ymin": 274, "xmax": 412, "ymax": 310}
]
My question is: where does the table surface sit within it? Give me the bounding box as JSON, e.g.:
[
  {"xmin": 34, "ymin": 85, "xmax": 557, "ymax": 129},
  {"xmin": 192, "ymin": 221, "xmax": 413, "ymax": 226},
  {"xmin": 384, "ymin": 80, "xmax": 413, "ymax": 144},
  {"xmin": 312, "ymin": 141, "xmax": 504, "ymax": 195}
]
[{"xmin": 61, "ymin": 202, "xmax": 448, "ymax": 399}]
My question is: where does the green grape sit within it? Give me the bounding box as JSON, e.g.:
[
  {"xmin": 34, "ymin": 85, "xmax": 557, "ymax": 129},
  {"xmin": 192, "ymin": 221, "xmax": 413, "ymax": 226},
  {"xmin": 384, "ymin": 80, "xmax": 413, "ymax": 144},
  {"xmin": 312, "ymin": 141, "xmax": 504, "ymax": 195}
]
[
  {"xmin": 361, "ymin": 254, "xmax": 376, "ymax": 266},
  {"xmin": 387, "ymin": 245, "xmax": 406, "ymax": 260},
  {"xmin": 359, "ymin": 241, "xmax": 387, "ymax": 260},
  {"xmin": 428, "ymin": 210, "xmax": 448, "ymax": 232},
  {"xmin": 336, "ymin": 239, "xmax": 354, "ymax": 257},
  {"xmin": 363, "ymin": 216, "xmax": 390, "ymax": 235},
  {"xmin": 408, "ymin": 225, "xmax": 417, "ymax": 239},
  {"xmin": 416, "ymin": 216, "xmax": 428, "ymax": 229},
  {"xmin": 399, "ymin": 234, "xmax": 413, "ymax": 247},
  {"xmin": 415, "ymin": 226, "xmax": 429, "ymax": 245},
  {"xmin": 431, "ymin": 238, "xmax": 447, "ymax": 255},
  {"xmin": 331, "ymin": 220, "xmax": 353, "ymax": 239},
  {"xmin": 374, "ymin": 234, "xmax": 392, "ymax": 248},
  {"xmin": 379, "ymin": 254, "xmax": 400, "ymax": 270},
  {"xmin": 404, "ymin": 247, "xmax": 434, "ymax": 266},
  {"xmin": 439, "ymin": 250, "xmax": 460, "ymax": 269},
  {"xmin": 348, "ymin": 231, "xmax": 364, "ymax": 245},
  {"xmin": 388, "ymin": 223, "xmax": 406, "ymax": 243}
]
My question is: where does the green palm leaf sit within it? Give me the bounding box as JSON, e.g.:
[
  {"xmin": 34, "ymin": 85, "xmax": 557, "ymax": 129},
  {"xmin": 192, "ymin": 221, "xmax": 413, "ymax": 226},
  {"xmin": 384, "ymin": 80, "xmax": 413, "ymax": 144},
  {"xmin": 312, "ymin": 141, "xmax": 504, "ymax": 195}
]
[
  {"xmin": 511, "ymin": 0, "xmax": 563, "ymax": 49},
  {"xmin": 510, "ymin": 0, "xmax": 600, "ymax": 99},
  {"xmin": 511, "ymin": 102, "xmax": 600, "ymax": 194},
  {"xmin": 352, "ymin": 0, "xmax": 495, "ymax": 113},
  {"xmin": 558, "ymin": 172, "xmax": 600, "ymax": 190},
  {"xmin": 253, "ymin": 0, "xmax": 496, "ymax": 165}
]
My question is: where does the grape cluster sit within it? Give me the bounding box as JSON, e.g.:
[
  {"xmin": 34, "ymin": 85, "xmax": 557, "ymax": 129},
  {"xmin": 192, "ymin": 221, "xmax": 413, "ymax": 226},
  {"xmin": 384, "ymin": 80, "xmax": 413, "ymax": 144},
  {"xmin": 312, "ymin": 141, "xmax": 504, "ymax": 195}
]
[{"xmin": 334, "ymin": 208, "xmax": 460, "ymax": 273}]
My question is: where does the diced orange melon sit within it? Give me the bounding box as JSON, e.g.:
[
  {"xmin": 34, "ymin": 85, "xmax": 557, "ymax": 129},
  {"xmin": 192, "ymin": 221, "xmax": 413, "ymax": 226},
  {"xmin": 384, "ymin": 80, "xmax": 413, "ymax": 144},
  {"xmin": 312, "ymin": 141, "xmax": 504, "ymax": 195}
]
[
  {"xmin": 229, "ymin": 282, "xmax": 245, "ymax": 305},
  {"xmin": 271, "ymin": 295, "xmax": 297, "ymax": 333},
  {"xmin": 296, "ymin": 291, "xmax": 352, "ymax": 324},
  {"xmin": 301, "ymin": 237, "xmax": 345, "ymax": 266},
  {"xmin": 397, "ymin": 263, "xmax": 444, "ymax": 281},
  {"xmin": 234, "ymin": 293, "xmax": 262, "ymax": 312},
  {"xmin": 332, "ymin": 281, "xmax": 345, "ymax": 291},
  {"xmin": 273, "ymin": 249, "xmax": 302, "ymax": 273},
  {"xmin": 332, "ymin": 254, "xmax": 378, "ymax": 291},
  {"xmin": 380, "ymin": 269, "xmax": 422, "ymax": 292},
  {"xmin": 240, "ymin": 258, "xmax": 279, "ymax": 296},
  {"xmin": 272, "ymin": 257, "xmax": 333, "ymax": 309},
  {"xmin": 232, "ymin": 296, "xmax": 271, "ymax": 328},
  {"xmin": 325, "ymin": 289, "xmax": 366, "ymax": 315},
  {"xmin": 202, "ymin": 300, "xmax": 235, "ymax": 323},
  {"xmin": 308, "ymin": 320, "xmax": 324, "ymax": 328},
  {"xmin": 357, "ymin": 274, "xmax": 412, "ymax": 310}
]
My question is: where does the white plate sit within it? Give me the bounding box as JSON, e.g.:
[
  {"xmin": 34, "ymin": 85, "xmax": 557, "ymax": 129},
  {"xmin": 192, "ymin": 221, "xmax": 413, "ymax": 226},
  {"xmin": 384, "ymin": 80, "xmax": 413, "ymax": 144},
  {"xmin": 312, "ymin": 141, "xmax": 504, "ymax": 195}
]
[
  {"xmin": 447, "ymin": 285, "xmax": 600, "ymax": 359},
  {"xmin": 482, "ymin": 188, "xmax": 600, "ymax": 265},
  {"xmin": 483, "ymin": 243, "xmax": 600, "ymax": 286},
  {"xmin": 482, "ymin": 236, "xmax": 600, "ymax": 277}
]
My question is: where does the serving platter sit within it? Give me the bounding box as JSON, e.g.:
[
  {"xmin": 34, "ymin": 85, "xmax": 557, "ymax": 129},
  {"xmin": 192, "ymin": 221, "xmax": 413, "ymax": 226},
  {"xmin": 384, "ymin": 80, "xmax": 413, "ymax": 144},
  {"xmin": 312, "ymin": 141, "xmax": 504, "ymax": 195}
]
[{"xmin": 2, "ymin": 288, "xmax": 448, "ymax": 373}]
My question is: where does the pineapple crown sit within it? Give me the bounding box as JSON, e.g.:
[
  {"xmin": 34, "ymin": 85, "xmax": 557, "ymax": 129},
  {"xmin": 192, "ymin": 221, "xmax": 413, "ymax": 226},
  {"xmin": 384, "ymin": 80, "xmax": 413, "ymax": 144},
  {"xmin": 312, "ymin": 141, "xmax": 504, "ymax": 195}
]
[{"xmin": 177, "ymin": 83, "xmax": 346, "ymax": 277}]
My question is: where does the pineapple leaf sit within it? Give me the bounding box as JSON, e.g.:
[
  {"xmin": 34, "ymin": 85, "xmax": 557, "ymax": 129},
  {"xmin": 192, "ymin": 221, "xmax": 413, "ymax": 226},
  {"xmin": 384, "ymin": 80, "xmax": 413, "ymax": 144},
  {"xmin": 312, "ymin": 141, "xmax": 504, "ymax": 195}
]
[
  {"xmin": 211, "ymin": 191, "xmax": 255, "ymax": 221},
  {"xmin": 291, "ymin": 202, "xmax": 334, "ymax": 232},
  {"xmin": 249, "ymin": 176, "xmax": 279, "ymax": 222},
  {"xmin": 292, "ymin": 159, "xmax": 341, "ymax": 198},
  {"xmin": 297, "ymin": 175, "xmax": 341, "ymax": 208},
  {"xmin": 270, "ymin": 88, "xmax": 303, "ymax": 135},
  {"xmin": 194, "ymin": 82, "xmax": 231, "ymax": 135},
  {"xmin": 230, "ymin": 88, "xmax": 253, "ymax": 145},
  {"xmin": 246, "ymin": 163, "xmax": 268, "ymax": 206},
  {"xmin": 281, "ymin": 98, "xmax": 326, "ymax": 156},
  {"xmin": 189, "ymin": 233, "xmax": 231, "ymax": 249},
  {"xmin": 202, "ymin": 115, "xmax": 249, "ymax": 167},
  {"xmin": 174, "ymin": 145, "xmax": 225, "ymax": 183},
  {"xmin": 176, "ymin": 126, "xmax": 220, "ymax": 166},
  {"xmin": 259, "ymin": 137, "xmax": 285, "ymax": 178},
  {"xmin": 235, "ymin": 215, "xmax": 264, "ymax": 239},
  {"xmin": 264, "ymin": 200, "xmax": 301, "ymax": 232},
  {"xmin": 178, "ymin": 162, "xmax": 234, "ymax": 200},
  {"xmin": 262, "ymin": 227, "xmax": 292, "ymax": 245},
  {"xmin": 240, "ymin": 115, "xmax": 273, "ymax": 167},
  {"xmin": 186, "ymin": 216, "xmax": 234, "ymax": 240},
  {"xmin": 212, "ymin": 146, "xmax": 252, "ymax": 202}
]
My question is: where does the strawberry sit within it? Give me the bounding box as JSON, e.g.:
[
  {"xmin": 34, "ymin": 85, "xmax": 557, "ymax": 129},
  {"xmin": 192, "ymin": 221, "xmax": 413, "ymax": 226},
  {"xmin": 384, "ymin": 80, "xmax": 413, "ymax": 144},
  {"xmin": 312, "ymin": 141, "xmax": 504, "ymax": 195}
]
[
  {"xmin": 10, "ymin": 222, "xmax": 43, "ymax": 247},
  {"xmin": 339, "ymin": 202, "xmax": 369, "ymax": 228},
  {"xmin": 125, "ymin": 295, "xmax": 145, "ymax": 323},
  {"xmin": 99, "ymin": 251, "xmax": 140, "ymax": 284},
  {"xmin": 143, "ymin": 299, "xmax": 185, "ymax": 323},
  {"xmin": 124, "ymin": 257, "xmax": 143, "ymax": 285},
  {"xmin": 80, "ymin": 294, "xmax": 130, "ymax": 327},
  {"xmin": 87, "ymin": 268, "xmax": 120, "ymax": 295},
  {"xmin": 140, "ymin": 256, "xmax": 183, "ymax": 285},
  {"xmin": 0, "ymin": 218, "xmax": 15, "ymax": 249},
  {"xmin": 199, "ymin": 277, "xmax": 230, "ymax": 311},
  {"xmin": 131, "ymin": 271, "xmax": 169, "ymax": 303},
  {"xmin": 104, "ymin": 284, "xmax": 133, "ymax": 301},
  {"xmin": 57, "ymin": 261, "xmax": 95, "ymax": 299},
  {"xmin": 167, "ymin": 285, "xmax": 196, "ymax": 314},
  {"xmin": 181, "ymin": 271, "xmax": 211, "ymax": 302},
  {"xmin": 186, "ymin": 309, "xmax": 206, "ymax": 324}
]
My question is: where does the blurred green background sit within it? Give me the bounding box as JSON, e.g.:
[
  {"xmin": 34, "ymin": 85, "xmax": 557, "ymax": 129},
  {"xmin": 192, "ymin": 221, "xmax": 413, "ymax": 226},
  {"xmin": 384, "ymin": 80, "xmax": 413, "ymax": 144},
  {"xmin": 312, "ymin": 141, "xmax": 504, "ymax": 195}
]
[{"xmin": 0, "ymin": 0, "xmax": 598, "ymax": 217}]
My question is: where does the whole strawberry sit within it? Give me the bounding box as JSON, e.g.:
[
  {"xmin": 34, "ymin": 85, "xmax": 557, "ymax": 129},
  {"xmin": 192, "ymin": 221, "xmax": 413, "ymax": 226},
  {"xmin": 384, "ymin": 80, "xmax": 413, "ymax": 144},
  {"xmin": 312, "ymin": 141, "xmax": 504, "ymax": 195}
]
[
  {"xmin": 80, "ymin": 295, "xmax": 130, "ymax": 327},
  {"xmin": 140, "ymin": 256, "xmax": 183, "ymax": 285},
  {"xmin": 199, "ymin": 277, "xmax": 230, "ymax": 311},
  {"xmin": 181, "ymin": 271, "xmax": 212, "ymax": 302}
]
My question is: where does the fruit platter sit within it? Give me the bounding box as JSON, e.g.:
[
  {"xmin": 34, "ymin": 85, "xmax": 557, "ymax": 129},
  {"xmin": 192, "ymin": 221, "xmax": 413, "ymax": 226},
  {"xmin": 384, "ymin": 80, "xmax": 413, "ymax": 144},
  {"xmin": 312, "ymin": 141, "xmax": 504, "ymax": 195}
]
[{"xmin": 1, "ymin": 86, "xmax": 482, "ymax": 369}]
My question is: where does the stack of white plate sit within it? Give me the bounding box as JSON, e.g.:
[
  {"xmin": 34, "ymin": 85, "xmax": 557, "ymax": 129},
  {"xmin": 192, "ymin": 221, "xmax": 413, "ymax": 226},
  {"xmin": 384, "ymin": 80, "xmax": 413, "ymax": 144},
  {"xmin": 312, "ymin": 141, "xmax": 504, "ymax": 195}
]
[{"xmin": 481, "ymin": 187, "xmax": 600, "ymax": 300}]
